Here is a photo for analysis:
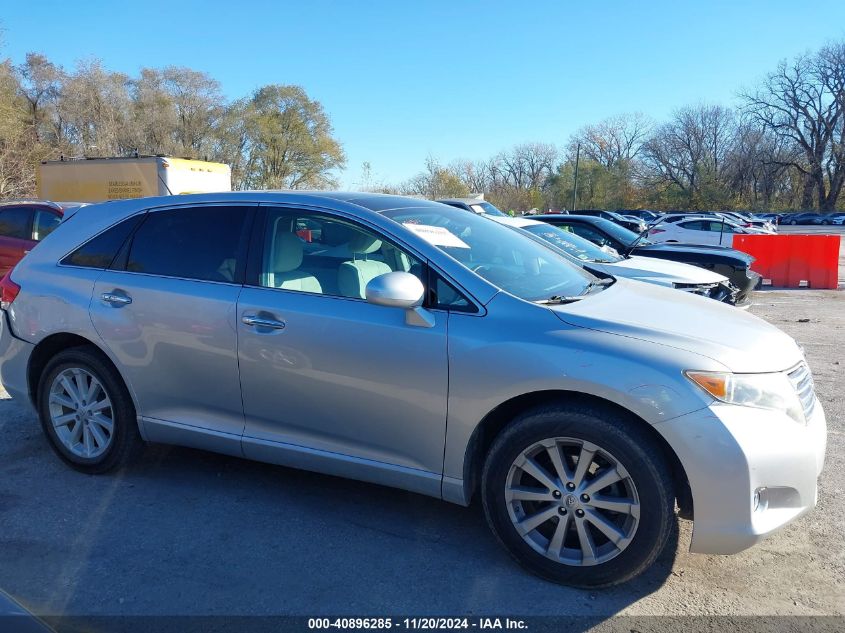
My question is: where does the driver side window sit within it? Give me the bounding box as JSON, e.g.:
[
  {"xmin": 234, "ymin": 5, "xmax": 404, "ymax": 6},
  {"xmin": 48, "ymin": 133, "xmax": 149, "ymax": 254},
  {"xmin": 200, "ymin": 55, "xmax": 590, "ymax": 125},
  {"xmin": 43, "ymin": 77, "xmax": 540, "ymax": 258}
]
[
  {"xmin": 258, "ymin": 210, "xmax": 423, "ymax": 299},
  {"xmin": 566, "ymin": 224, "xmax": 610, "ymax": 247}
]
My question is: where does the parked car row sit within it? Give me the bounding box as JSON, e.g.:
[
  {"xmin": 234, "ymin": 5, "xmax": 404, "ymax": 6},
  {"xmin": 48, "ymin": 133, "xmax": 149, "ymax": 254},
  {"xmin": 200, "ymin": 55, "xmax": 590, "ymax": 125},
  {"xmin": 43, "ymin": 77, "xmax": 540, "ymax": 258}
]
[
  {"xmin": 778, "ymin": 211, "xmax": 845, "ymax": 225},
  {"xmin": 0, "ymin": 193, "xmax": 826, "ymax": 590},
  {"xmin": 493, "ymin": 215, "xmax": 737, "ymax": 304},
  {"xmin": 618, "ymin": 209, "xmax": 845, "ymax": 227},
  {"xmin": 439, "ymin": 200, "xmax": 760, "ymax": 306}
]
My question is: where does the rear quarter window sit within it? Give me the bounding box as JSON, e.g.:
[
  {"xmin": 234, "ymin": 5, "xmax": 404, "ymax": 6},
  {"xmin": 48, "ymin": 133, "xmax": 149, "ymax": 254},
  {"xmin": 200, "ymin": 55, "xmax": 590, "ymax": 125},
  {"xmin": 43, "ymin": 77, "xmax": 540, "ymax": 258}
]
[{"xmin": 62, "ymin": 215, "xmax": 144, "ymax": 269}]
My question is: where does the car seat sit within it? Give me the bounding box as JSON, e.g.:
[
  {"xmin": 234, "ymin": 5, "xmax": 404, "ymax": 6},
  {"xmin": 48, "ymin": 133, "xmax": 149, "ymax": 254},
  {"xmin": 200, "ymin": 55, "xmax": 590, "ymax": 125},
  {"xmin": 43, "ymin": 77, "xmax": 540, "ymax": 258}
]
[
  {"xmin": 270, "ymin": 232, "xmax": 322, "ymax": 293},
  {"xmin": 338, "ymin": 232, "xmax": 392, "ymax": 298}
]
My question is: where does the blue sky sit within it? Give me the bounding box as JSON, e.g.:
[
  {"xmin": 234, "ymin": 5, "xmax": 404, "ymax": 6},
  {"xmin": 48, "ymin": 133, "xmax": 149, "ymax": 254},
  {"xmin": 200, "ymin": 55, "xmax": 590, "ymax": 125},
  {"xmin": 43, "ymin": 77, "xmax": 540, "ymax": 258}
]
[{"xmin": 3, "ymin": 1, "xmax": 845, "ymax": 187}]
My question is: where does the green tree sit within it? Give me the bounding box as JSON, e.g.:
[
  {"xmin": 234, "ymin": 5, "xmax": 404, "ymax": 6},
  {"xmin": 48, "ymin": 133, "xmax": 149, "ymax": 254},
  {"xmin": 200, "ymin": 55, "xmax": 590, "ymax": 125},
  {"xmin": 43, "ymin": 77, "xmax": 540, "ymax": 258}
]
[
  {"xmin": 401, "ymin": 156, "xmax": 469, "ymax": 198},
  {"xmin": 238, "ymin": 85, "xmax": 346, "ymax": 190}
]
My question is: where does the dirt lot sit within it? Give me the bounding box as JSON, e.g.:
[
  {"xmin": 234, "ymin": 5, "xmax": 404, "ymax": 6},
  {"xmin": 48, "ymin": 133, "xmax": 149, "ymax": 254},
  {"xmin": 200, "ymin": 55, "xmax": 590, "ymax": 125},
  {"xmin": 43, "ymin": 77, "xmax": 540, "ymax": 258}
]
[{"xmin": 0, "ymin": 289, "xmax": 842, "ymax": 620}]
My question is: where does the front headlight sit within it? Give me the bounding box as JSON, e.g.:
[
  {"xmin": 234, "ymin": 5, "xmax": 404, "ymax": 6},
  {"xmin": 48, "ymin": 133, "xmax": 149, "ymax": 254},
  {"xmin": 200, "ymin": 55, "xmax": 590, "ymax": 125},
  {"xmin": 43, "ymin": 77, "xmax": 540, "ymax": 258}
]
[{"xmin": 684, "ymin": 370, "xmax": 805, "ymax": 424}]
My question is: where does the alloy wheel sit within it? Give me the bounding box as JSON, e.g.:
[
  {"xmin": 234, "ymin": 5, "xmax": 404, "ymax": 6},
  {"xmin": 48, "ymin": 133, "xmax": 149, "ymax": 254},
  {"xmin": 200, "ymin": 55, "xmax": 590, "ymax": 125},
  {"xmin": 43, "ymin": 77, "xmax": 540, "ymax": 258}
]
[
  {"xmin": 48, "ymin": 368, "xmax": 114, "ymax": 459},
  {"xmin": 505, "ymin": 437, "xmax": 640, "ymax": 566}
]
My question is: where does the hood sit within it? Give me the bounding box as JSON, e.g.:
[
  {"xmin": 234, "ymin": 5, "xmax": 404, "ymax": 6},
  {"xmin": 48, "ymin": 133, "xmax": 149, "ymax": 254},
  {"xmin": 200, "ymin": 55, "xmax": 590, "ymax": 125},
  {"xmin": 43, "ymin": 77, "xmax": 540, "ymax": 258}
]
[
  {"xmin": 633, "ymin": 242, "xmax": 754, "ymax": 265},
  {"xmin": 599, "ymin": 255, "xmax": 727, "ymax": 286},
  {"xmin": 550, "ymin": 278, "xmax": 802, "ymax": 373}
]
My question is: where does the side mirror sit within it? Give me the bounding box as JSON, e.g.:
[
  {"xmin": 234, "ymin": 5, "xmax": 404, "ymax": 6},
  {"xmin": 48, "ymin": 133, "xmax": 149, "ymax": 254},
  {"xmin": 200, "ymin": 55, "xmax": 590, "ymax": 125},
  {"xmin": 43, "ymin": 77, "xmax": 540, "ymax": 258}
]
[{"xmin": 365, "ymin": 272, "xmax": 425, "ymax": 309}]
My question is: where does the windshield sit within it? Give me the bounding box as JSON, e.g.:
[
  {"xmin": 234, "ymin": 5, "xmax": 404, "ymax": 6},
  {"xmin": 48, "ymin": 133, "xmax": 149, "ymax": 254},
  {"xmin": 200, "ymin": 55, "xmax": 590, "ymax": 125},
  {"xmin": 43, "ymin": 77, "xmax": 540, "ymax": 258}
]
[
  {"xmin": 470, "ymin": 201, "xmax": 507, "ymax": 217},
  {"xmin": 603, "ymin": 210, "xmax": 628, "ymax": 222},
  {"xmin": 587, "ymin": 217, "xmax": 651, "ymax": 247},
  {"xmin": 522, "ymin": 223, "xmax": 622, "ymax": 263},
  {"xmin": 382, "ymin": 206, "xmax": 597, "ymax": 301}
]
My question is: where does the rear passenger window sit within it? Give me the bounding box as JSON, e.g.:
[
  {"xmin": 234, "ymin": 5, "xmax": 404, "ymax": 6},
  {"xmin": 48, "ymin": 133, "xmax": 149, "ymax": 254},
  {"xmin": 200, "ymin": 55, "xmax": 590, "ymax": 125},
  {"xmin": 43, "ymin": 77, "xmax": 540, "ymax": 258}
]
[
  {"xmin": 33, "ymin": 210, "xmax": 62, "ymax": 241},
  {"xmin": 62, "ymin": 215, "xmax": 144, "ymax": 269},
  {"xmin": 126, "ymin": 206, "xmax": 250, "ymax": 283},
  {"xmin": 0, "ymin": 208, "xmax": 33, "ymax": 240}
]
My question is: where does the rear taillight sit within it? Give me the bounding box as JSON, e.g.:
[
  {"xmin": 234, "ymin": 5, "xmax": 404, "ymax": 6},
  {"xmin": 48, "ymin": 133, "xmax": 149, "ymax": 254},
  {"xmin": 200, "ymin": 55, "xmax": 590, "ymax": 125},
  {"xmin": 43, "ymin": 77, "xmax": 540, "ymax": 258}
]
[
  {"xmin": 649, "ymin": 228, "xmax": 665, "ymax": 235},
  {"xmin": 0, "ymin": 273, "xmax": 21, "ymax": 310}
]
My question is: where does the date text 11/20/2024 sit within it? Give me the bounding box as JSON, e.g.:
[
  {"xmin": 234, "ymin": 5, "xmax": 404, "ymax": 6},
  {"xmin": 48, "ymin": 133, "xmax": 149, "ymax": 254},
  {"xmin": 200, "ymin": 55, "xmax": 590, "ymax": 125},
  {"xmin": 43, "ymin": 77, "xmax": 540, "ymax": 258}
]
[{"xmin": 307, "ymin": 618, "xmax": 528, "ymax": 630}]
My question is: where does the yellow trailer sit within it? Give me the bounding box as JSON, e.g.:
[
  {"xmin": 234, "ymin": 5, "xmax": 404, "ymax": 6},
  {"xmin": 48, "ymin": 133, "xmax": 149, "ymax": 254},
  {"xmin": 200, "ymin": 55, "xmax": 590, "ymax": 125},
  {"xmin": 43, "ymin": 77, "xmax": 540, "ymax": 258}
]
[{"xmin": 36, "ymin": 156, "xmax": 232, "ymax": 202}]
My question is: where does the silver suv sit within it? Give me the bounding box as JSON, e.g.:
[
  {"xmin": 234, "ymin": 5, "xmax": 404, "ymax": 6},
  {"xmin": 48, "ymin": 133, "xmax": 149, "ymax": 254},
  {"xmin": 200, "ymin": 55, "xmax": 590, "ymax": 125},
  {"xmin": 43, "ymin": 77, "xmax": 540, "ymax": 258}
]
[{"xmin": 0, "ymin": 192, "xmax": 827, "ymax": 587}]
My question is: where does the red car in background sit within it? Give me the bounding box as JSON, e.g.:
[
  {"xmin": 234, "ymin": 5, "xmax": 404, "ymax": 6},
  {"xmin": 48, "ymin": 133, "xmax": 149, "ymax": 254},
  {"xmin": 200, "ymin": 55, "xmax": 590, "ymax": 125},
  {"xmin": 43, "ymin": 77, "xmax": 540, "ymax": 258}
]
[{"xmin": 0, "ymin": 200, "xmax": 84, "ymax": 276}]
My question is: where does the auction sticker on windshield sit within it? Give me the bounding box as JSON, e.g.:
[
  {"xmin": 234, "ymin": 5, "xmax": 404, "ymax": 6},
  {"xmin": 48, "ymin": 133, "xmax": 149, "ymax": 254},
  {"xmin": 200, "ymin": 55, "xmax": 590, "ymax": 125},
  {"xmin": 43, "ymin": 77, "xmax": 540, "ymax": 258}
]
[{"xmin": 403, "ymin": 223, "xmax": 470, "ymax": 248}]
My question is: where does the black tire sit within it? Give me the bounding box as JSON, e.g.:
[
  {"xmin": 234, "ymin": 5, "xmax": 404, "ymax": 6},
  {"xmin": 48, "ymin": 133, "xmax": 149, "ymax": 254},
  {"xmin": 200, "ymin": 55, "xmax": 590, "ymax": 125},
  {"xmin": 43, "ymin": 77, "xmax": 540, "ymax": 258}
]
[
  {"xmin": 37, "ymin": 346, "xmax": 142, "ymax": 474},
  {"xmin": 481, "ymin": 402, "xmax": 675, "ymax": 588}
]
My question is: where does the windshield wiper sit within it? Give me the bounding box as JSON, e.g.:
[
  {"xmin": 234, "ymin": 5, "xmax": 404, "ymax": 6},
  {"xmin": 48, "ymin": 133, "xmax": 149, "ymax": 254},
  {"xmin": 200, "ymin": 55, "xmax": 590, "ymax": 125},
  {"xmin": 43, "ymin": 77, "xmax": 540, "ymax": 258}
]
[
  {"xmin": 581, "ymin": 278, "xmax": 615, "ymax": 295},
  {"xmin": 534, "ymin": 295, "xmax": 584, "ymax": 305},
  {"xmin": 625, "ymin": 216, "xmax": 661, "ymax": 255}
]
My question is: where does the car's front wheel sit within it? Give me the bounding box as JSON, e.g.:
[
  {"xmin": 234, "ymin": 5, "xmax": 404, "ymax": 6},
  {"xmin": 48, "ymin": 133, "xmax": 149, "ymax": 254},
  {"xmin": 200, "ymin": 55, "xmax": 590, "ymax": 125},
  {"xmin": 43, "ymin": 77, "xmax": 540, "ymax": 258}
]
[
  {"xmin": 482, "ymin": 403, "xmax": 675, "ymax": 587},
  {"xmin": 37, "ymin": 346, "xmax": 142, "ymax": 474}
]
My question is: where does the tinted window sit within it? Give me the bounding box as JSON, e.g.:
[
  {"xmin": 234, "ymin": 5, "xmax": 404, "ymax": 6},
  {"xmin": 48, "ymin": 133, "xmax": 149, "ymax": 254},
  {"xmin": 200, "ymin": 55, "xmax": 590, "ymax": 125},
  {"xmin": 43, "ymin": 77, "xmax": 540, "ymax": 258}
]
[
  {"xmin": 0, "ymin": 208, "xmax": 33, "ymax": 240},
  {"xmin": 559, "ymin": 223, "xmax": 615, "ymax": 248},
  {"xmin": 523, "ymin": 223, "xmax": 621, "ymax": 263},
  {"xmin": 62, "ymin": 215, "xmax": 144, "ymax": 269},
  {"xmin": 127, "ymin": 206, "xmax": 250, "ymax": 282},
  {"xmin": 680, "ymin": 220, "xmax": 707, "ymax": 231},
  {"xmin": 430, "ymin": 271, "xmax": 474, "ymax": 311},
  {"xmin": 33, "ymin": 210, "xmax": 62, "ymax": 241},
  {"xmin": 470, "ymin": 202, "xmax": 507, "ymax": 217},
  {"xmin": 710, "ymin": 220, "xmax": 736, "ymax": 233}
]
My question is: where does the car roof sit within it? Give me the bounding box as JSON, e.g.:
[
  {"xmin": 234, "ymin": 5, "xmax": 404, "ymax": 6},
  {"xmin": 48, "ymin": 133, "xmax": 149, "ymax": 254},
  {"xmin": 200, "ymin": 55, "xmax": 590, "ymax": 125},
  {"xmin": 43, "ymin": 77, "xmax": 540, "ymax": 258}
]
[
  {"xmin": 71, "ymin": 191, "xmax": 451, "ymax": 215},
  {"xmin": 541, "ymin": 214, "xmax": 610, "ymax": 223},
  {"xmin": 436, "ymin": 197, "xmax": 487, "ymax": 205},
  {"xmin": 0, "ymin": 199, "xmax": 64, "ymax": 211}
]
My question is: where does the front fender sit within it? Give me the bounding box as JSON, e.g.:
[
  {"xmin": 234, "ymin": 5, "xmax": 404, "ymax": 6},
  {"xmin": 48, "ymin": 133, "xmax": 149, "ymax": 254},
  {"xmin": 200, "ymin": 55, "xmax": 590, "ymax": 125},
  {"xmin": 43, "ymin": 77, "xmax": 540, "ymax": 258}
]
[{"xmin": 442, "ymin": 293, "xmax": 720, "ymax": 487}]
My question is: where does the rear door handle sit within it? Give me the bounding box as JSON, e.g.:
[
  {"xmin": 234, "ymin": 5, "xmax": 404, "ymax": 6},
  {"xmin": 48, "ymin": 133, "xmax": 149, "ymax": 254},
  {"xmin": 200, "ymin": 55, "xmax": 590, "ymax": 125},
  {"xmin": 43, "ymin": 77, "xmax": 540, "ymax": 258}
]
[
  {"xmin": 101, "ymin": 292, "xmax": 132, "ymax": 306},
  {"xmin": 242, "ymin": 314, "xmax": 286, "ymax": 330}
]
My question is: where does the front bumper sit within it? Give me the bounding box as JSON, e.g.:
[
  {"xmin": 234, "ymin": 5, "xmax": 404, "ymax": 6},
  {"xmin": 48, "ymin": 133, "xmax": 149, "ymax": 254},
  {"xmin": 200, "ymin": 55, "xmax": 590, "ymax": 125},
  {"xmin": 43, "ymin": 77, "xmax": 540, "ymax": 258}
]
[
  {"xmin": 0, "ymin": 310, "xmax": 35, "ymax": 406},
  {"xmin": 732, "ymin": 269, "xmax": 761, "ymax": 302},
  {"xmin": 673, "ymin": 281, "xmax": 737, "ymax": 304},
  {"xmin": 655, "ymin": 399, "xmax": 826, "ymax": 555}
]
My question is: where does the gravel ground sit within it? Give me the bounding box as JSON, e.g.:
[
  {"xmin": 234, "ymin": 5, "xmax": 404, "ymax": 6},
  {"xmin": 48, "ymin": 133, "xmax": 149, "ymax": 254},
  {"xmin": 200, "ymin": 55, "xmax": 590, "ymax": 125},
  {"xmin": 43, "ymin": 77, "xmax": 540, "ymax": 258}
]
[{"xmin": 0, "ymin": 289, "xmax": 842, "ymax": 620}]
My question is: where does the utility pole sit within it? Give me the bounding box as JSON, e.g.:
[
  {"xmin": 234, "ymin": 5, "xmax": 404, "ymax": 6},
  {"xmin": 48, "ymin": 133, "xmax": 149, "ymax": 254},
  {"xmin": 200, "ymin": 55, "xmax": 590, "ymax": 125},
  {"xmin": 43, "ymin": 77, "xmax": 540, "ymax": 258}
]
[{"xmin": 571, "ymin": 143, "xmax": 580, "ymax": 212}]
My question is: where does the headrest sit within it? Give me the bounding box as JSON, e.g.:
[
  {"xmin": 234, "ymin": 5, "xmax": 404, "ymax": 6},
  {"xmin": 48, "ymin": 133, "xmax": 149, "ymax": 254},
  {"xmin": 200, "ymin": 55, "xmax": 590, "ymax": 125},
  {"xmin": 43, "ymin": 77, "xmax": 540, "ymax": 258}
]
[
  {"xmin": 348, "ymin": 231, "xmax": 382, "ymax": 255},
  {"xmin": 274, "ymin": 232, "xmax": 303, "ymax": 272}
]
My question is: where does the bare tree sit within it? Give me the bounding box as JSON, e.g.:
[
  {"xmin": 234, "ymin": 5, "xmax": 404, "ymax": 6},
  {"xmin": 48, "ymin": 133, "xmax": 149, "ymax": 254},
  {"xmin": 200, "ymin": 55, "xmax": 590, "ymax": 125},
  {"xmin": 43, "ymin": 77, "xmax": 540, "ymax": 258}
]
[
  {"xmin": 130, "ymin": 66, "xmax": 224, "ymax": 158},
  {"xmin": 492, "ymin": 143, "xmax": 557, "ymax": 190},
  {"xmin": 742, "ymin": 43, "xmax": 845, "ymax": 211},
  {"xmin": 16, "ymin": 52, "xmax": 63, "ymax": 144},
  {"xmin": 449, "ymin": 158, "xmax": 494, "ymax": 194},
  {"xmin": 642, "ymin": 104, "xmax": 736, "ymax": 207},
  {"xmin": 59, "ymin": 60, "xmax": 134, "ymax": 156},
  {"xmin": 0, "ymin": 59, "xmax": 38, "ymax": 196},
  {"xmin": 569, "ymin": 113, "xmax": 652, "ymax": 168}
]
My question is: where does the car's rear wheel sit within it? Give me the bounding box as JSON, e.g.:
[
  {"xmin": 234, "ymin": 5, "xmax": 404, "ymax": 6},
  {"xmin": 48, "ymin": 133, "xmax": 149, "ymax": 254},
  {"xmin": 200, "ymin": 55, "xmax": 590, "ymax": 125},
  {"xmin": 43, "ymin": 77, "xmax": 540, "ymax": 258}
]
[
  {"xmin": 482, "ymin": 403, "xmax": 675, "ymax": 587},
  {"xmin": 37, "ymin": 346, "xmax": 142, "ymax": 474}
]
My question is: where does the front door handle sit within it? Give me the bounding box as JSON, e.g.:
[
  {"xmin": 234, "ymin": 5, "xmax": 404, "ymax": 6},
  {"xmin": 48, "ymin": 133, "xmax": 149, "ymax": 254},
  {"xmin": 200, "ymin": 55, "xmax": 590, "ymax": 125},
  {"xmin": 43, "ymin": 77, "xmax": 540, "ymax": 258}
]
[
  {"xmin": 242, "ymin": 314, "xmax": 286, "ymax": 330},
  {"xmin": 101, "ymin": 292, "xmax": 132, "ymax": 306}
]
